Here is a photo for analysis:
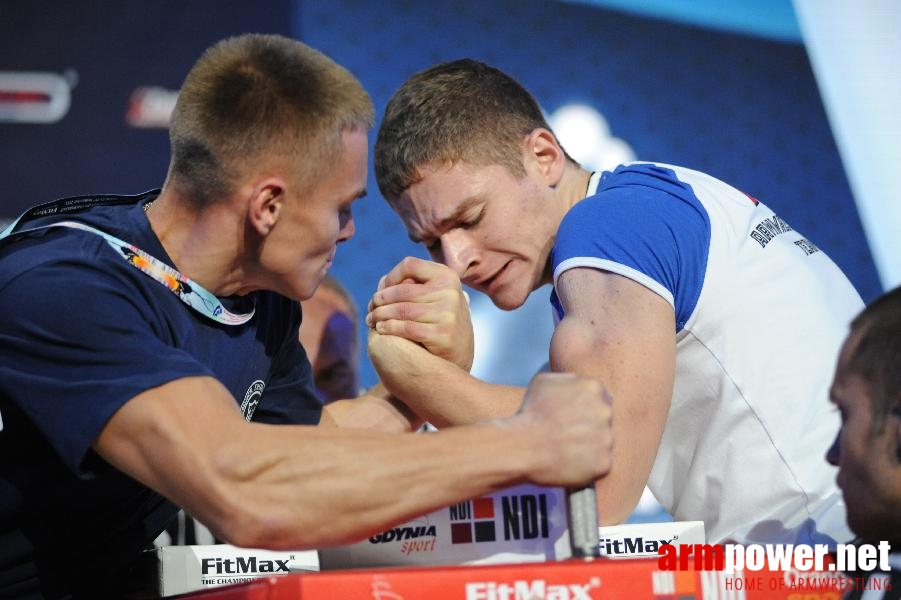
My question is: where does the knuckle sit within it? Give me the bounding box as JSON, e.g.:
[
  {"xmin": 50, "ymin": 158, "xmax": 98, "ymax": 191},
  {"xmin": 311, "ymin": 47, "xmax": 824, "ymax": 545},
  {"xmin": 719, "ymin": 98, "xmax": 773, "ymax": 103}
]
[
  {"xmin": 532, "ymin": 372, "xmax": 553, "ymax": 384},
  {"xmin": 401, "ymin": 319, "xmax": 423, "ymax": 341},
  {"xmin": 375, "ymin": 305, "xmax": 394, "ymax": 324},
  {"xmin": 397, "ymin": 303, "xmax": 410, "ymax": 321},
  {"xmin": 379, "ymin": 319, "xmax": 400, "ymax": 336},
  {"xmin": 400, "ymin": 256, "xmax": 419, "ymax": 271}
]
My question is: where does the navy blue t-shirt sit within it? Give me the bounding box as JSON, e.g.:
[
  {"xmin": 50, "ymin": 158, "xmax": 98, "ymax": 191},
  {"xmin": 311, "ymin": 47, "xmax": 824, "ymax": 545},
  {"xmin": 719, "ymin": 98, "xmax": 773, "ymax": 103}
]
[{"xmin": 0, "ymin": 192, "xmax": 321, "ymax": 598}]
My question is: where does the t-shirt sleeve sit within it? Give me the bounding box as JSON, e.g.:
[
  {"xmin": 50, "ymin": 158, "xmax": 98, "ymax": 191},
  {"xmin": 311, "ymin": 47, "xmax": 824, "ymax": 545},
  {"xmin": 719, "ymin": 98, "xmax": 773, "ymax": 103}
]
[
  {"xmin": 0, "ymin": 262, "xmax": 214, "ymax": 475},
  {"xmin": 551, "ymin": 165, "xmax": 710, "ymax": 331},
  {"xmin": 252, "ymin": 336, "xmax": 322, "ymax": 426},
  {"xmin": 250, "ymin": 300, "xmax": 322, "ymax": 426}
]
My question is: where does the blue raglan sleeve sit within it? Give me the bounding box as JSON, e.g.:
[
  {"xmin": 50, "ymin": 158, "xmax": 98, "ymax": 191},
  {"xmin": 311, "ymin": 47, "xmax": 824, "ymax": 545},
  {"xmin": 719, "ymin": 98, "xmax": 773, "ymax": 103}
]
[
  {"xmin": 551, "ymin": 164, "xmax": 711, "ymax": 331},
  {"xmin": 250, "ymin": 297, "xmax": 323, "ymax": 426}
]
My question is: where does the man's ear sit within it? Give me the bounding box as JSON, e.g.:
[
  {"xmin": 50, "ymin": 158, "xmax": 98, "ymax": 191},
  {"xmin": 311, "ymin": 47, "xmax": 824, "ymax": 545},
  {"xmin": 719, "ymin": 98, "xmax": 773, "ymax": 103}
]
[
  {"xmin": 247, "ymin": 177, "xmax": 287, "ymax": 237},
  {"xmin": 524, "ymin": 128, "xmax": 566, "ymax": 186}
]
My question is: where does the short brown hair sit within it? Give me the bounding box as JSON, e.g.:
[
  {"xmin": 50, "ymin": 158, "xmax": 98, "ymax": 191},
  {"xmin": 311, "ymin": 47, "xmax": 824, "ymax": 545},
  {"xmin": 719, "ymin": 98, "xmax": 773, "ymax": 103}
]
[
  {"xmin": 374, "ymin": 59, "xmax": 573, "ymax": 202},
  {"xmin": 847, "ymin": 285, "xmax": 901, "ymax": 431},
  {"xmin": 167, "ymin": 34, "xmax": 374, "ymax": 205}
]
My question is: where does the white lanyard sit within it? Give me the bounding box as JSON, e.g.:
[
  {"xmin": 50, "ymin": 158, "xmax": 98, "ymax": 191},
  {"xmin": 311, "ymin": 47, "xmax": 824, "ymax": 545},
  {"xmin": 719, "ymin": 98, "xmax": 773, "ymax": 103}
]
[{"xmin": 1, "ymin": 194, "xmax": 254, "ymax": 326}]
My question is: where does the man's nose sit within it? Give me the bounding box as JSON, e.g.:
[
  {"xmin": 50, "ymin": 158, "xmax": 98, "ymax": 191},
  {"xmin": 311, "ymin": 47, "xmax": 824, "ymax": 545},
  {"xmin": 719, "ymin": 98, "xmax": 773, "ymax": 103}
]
[{"xmin": 440, "ymin": 230, "xmax": 477, "ymax": 279}]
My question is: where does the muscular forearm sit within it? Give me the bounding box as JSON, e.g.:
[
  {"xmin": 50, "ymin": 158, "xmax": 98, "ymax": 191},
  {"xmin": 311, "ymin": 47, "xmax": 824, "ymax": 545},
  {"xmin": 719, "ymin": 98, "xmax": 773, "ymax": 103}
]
[
  {"xmin": 212, "ymin": 420, "xmax": 539, "ymax": 549},
  {"xmin": 97, "ymin": 380, "xmax": 532, "ymax": 550},
  {"xmin": 551, "ymin": 270, "xmax": 676, "ymax": 526},
  {"xmin": 552, "ymin": 323, "xmax": 658, "ymax": 525},
  {"xmin": 96, "ymin": 373, "xmax": 612, "ymax": 554},
  {"xmin": 403, "ymin": 367, "xmax": 523, "ymax": 428}
]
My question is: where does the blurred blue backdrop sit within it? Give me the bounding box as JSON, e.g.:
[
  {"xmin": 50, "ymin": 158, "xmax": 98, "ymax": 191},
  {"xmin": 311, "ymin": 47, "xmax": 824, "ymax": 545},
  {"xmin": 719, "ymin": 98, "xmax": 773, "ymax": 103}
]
[{"xmin": 1, "ymin": 0, "xmax": 882, "ymax": 391}]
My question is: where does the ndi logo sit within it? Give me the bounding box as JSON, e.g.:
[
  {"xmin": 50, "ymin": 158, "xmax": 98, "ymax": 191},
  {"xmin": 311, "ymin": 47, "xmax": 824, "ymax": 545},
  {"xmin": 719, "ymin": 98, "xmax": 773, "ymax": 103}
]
[
  {"xmin": 449, "ymin": 493, "xmax": 550, "ymax": 544},
  {"xmin": 450, "ymin": 497, "xmax": 497, "ymax": 544}
]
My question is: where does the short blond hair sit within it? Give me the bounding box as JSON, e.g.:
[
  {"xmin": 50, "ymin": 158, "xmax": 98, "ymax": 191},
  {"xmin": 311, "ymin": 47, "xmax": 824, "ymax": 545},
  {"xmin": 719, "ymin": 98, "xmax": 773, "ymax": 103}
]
[{"xmin": 168, "ymin": 34, "xmax": 374, "ymax": 205}]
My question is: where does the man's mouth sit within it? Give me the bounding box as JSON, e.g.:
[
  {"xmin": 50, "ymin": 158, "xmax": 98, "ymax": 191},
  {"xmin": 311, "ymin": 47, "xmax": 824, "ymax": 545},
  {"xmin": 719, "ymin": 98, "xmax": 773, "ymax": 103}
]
[{"xmin": 476, "ymin": 261, "xmax": 511, "ymax": 291}]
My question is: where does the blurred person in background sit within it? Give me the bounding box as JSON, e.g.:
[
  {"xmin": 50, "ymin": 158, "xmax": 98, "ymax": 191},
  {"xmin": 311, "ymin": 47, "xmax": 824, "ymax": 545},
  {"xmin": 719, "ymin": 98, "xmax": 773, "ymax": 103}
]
[{"xmin": 300, "ymin": 274, "xmax": 361, "ymax": 403}]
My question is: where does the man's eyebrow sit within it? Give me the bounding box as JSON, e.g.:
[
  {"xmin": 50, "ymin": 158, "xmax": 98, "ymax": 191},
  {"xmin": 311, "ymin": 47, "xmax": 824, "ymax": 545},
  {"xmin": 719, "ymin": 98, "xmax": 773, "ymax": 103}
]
[{"xmin": 408, "ymin": 197, "xmax": 481, "ymax": 244}]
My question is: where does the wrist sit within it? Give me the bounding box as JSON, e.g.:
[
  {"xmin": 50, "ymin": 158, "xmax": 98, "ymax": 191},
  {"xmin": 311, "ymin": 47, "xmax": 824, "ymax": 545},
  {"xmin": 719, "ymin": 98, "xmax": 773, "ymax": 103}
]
[{"xmin": 368, "ymin": 382, "xmax": 423, "ymax": 431}]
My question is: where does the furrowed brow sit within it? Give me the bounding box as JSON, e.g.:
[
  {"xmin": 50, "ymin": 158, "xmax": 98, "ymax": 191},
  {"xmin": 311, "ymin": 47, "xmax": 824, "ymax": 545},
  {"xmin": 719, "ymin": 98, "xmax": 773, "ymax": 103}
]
[{"xmin": 408, "ymin": 197, "xmax": 481, "ymax": 244}]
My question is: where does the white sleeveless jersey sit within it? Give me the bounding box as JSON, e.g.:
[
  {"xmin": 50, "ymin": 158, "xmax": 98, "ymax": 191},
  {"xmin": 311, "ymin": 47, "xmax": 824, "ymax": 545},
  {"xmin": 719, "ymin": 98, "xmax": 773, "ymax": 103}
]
[{"xmin": 552, "ymin": 162, "xmax": 863, "ymax": 544}]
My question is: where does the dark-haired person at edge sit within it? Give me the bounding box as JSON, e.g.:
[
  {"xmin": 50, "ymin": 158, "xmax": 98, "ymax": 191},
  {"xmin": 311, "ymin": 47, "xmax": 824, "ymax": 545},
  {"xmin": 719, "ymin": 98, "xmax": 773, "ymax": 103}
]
[
  {"xmin": 826, "ymin": 286, "xmax": 901, "ymax": 599},
  {"xmin": 0, "ymin": 36, "xmax": 613, "ymax": 598}
]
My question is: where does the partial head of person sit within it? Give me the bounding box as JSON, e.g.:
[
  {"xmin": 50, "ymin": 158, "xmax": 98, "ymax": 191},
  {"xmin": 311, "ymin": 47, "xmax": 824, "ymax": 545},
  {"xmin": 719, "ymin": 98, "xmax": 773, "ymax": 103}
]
[
  {"xmin": 163, "ymin": 33, "xmax": 374, "ymax": 301},
  {"xmin": 374, "ymin": 59, "xmax": 584, "ymax": 311},
  {"xmin": 826, "ymin": 285, "xmax": 901, "ymax": 544},
  {"xmin": 300, "ymin": 274, "xmax": 360, "ymax": 402}
]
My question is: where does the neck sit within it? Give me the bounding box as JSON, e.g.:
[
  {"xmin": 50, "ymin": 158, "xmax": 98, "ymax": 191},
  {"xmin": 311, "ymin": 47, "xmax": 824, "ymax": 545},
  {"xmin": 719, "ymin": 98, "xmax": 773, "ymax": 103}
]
[
  {"xmin": 146, "ymin": 188, "xmax": 250, "ymax": 297},
  {"xmin": 559, "ymin": 163, "xmax": 593, "ymax": 212},
  {"xmin": 537, "ymin": 164, "xmax": 594, "ymax": 287}
]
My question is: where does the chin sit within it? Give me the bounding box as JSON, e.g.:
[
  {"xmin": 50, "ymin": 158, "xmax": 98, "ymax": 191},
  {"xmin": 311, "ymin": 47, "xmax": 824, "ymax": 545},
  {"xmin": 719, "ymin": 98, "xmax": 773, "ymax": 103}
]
[
  {"xmin": 299, "ymin": 283, "xmax": 321, "ymax": 301},
  {"xmin": 300, "ymin": 267, "xmax": 333, "ymax": 297},
  {"xmin": 846, "ymin": 513, "xmax": 879, "ymax": 543},
  {"xmin": 490, "ymin": 287, "xmax": 529, "ymax": 311},
  {"xmin": 281, "ymin": 277, "xmax": 318, "ymax": 302}
]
